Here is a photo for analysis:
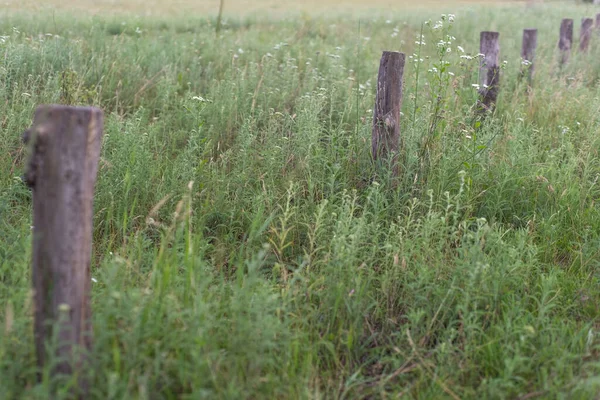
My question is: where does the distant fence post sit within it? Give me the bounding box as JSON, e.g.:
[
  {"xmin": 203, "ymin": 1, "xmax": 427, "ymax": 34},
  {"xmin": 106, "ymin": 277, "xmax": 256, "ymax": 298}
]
[
  {"xmin": 580, "ymin": 18, "xmax": 594, "ymax": 52},
  {"xmin": 558, "ymin": 18, "xmax": 573, "ymax": 66},
  {"xmin": 521, "ymin": 29, "xmax": 538, "ymax": 85},
  {"xmin": 24, "ymin": 105, "xmax": 104, "ymax": 394},
  {"xmin": 478, "ymin": 31, "xmax": 500, "ymax": 114},
  {"xmin": 372, "ymin": 51, "xmax": 405, "ymax": 177}
]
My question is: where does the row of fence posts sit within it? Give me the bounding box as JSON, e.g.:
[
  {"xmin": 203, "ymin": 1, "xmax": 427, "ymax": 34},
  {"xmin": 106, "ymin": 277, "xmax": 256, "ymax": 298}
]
[
  {"xmin": 20, "ymin": 10, "xmax": 600, "ymax": 397},
  {"xmin": 373, "ymin": 14, "xmax": 600, "ymax": 173}
]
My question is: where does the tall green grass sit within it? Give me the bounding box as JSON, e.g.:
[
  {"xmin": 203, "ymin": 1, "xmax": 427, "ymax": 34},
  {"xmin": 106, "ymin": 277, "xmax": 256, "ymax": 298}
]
[{"xmin": 2, "ymin": 3, "xmax": 600, "ymax": 398}]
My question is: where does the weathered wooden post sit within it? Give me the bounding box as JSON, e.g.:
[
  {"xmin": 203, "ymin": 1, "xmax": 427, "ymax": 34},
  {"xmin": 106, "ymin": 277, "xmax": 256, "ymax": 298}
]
[
  {"xmin": 478, "ymin": 31, "xmax": 500, "ymax": 113},
  {"xmin": 521, "ymin": 29, "xmax": 538, "ymax": 84},
  {"xmin": 24, "ymin": 105, "xmax": 103, "ymax": 392},
  {"xmin": 558, "ymin": 19, "xmax": 573, "ymax": 66},
  {"xmin": 215, "ymin": 0, "xmax": 225, "ymax": 34},
  {"xmin": 580, "ymin": 18, "xmax": 594, "ymax": 52},
  {"xmin": 372, "ymin": 51, "xmax": 405, "ymax": 177}
]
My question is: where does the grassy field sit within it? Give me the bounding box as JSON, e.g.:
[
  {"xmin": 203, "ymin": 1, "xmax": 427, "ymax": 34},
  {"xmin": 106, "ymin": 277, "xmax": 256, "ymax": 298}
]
[
  {"xmin": 6, "ymin": 0, "xmax": 526, "ymax": 16},
  {"xmin": 2, "ymin": 0, "xmax": 600, "ymax": 398}
]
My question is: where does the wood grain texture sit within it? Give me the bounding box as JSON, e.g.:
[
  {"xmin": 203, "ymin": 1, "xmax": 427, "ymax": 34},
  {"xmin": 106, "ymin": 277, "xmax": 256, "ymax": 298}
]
[
  {"xmin": 580, "ymin": 18, "xmax": 593, "ymax": 52},
  {"xmin": 558, "ymin": 19, "xmax": 573, "ymax": 66},
  {"xmin": 25, "ymin": 105, "xmax": 103, "ymax": 390},
  {"xmin": 479, "ymin": 31, "xmax": 500, "ymax": 113},
  {"xmin": 372, "ymin": 51, "xmax": 405, "ymax": 177},
  {"xmin": 521, "ymin": 29, "xmax": 537, "ymax": 84}
]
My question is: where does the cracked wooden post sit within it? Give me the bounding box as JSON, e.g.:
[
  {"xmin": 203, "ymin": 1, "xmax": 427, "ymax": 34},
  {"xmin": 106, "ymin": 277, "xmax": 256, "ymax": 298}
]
[
  {"xmin": 558, "ymin": 18, "xmax": 573, "ymax": 66},
  {"xmin": 478, "ymin": 31, "xmax": 500, "ymax": 114},
  {"xmin": 580, "ymin": 18, "xmax": 594, "ymax": 52},
  {"xmin": 372, "ymin": 51, "xmax": 405, "ymax": 177},
  {"xmin": 24, "ymin": 105, "xmax": 103, "ymax": 395},
  {"xmin": 521, "ymin": 29, "xmax": 538, "ymax": 85}
]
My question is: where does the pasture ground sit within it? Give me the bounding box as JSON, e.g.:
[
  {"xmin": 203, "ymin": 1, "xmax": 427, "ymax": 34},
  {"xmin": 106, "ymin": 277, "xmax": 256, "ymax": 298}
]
[
  {"xmin": 2, "ymin": 0, "xmax": 600, "ymax": 398},
  {"xmin": 6, "ymin": 0, "xmax": 526, "ymax": 16}
]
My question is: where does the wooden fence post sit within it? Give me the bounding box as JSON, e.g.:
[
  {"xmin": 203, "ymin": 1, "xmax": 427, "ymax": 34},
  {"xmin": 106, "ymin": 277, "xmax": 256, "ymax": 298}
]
[
  {"xmin": 558, "ymin": 18, "xmax": 573, "ymax": 66},
  {"xmin": 478, "ymin": 31, "xmax": 500, "ymax": 113},
  {"xmin": 24, "ymin": 105, "xmax": 104, "ymax": 392},
  {"xmin": 372, "ymin": 51, "xmax": 405, "ymax": 177},
  {"xmin": 521, "ymin": 29, "xmax": 538, "ymax": 84},
  {"xmin": 580, "ymin": 18, "xmax": 594, "ymax": 52}
]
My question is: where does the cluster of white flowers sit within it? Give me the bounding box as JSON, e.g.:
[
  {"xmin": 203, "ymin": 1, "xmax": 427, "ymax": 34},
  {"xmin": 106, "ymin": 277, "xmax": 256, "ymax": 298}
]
[
  {"xmin": 192, "ymin": 95, "xmax": 212, "ymax": 103},
  {"xmin": 433, "ymin": 34, "xmax": 457, "ymax": 55},
  {"xmin": 427, "ymin": 14, "xmax": 456, "ymax": 31},
  {"xmin": 358, "ymin": 80, "xmax": 372, "ymax": 96},
  {"xmin": 408, "ymin": 53, "xmax": 424, "ymax": 63},
  {"xmin": 461, "ymin": 53, "xmax": 485, "ymax": 61},
  {"xmin": 415, "ymin": 34, "xmax": 426, "ymax": 46},
  {"xmin": 471, "ymin": 83, "xmax": 490, "ymax": 90}
]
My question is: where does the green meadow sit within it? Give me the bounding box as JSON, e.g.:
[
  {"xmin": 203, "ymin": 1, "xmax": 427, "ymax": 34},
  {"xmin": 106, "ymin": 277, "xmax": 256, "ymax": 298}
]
[{"xmin": 2, "ymin": 1, "xmax": 600, "ymax": 398}]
